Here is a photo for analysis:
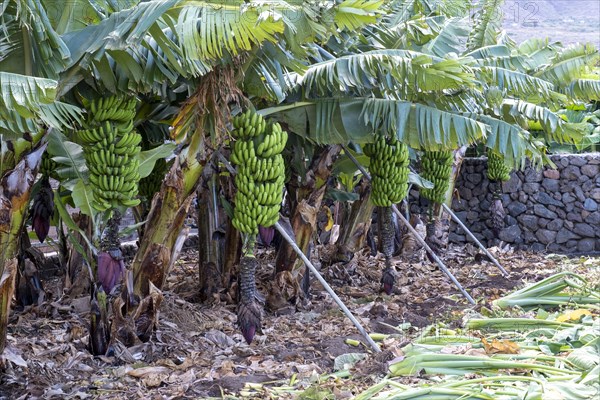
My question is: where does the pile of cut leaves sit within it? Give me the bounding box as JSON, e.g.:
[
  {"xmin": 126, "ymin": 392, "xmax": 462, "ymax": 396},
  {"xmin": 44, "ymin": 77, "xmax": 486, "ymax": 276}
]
[{"xmin": 242, "ymin": 272, "xmax": 600, "ymax": 399}]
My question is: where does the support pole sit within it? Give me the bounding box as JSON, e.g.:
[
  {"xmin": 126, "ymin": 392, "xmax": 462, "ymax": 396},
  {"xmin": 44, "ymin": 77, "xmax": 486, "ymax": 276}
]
[
  {"xmin": 274, "ymin": 221, "xmax": 382, "ymax": 353},
  {"xmin": 405, "ymin": 161, "xmax": 508, "ymax": 277},
  {"xmin": 441, "ymin": 203, "xmax": 508, "ymax": 277},
  {"xmin": 341, "ymin": 145, "xmax": 475, "ymax": 305}
]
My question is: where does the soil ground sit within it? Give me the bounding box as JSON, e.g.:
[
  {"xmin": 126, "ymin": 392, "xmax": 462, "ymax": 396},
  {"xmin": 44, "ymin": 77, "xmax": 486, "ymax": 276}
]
[{"xmin": 1, "ymin": 243, "xmax": 597, "ymax": 399}]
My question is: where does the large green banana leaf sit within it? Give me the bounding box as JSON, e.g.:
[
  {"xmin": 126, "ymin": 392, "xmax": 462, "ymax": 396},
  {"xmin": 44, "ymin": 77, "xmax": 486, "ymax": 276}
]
[{"xmin": 261, "ymin": 98, "xmax": 485, "ymax": 151}]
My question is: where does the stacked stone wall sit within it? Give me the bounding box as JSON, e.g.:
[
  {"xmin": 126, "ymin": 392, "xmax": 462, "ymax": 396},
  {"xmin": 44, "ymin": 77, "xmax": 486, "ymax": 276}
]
[{"xmin": 435, "ymin": 154, "xmax": 600, "ymax": 253}]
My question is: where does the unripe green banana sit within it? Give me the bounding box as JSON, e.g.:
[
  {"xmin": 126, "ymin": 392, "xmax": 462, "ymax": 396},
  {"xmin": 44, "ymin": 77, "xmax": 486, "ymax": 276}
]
[
  {"xmin": 420, "ymin": 150, "xmax": 453, "ymax": 204},
  {"xmin": 487, "ymin": 150, "xmax": 512, "ymax": 182},
  {"xmin": 366, "ymin": 135, "xmax": 410, "ymax": 207},
  {"xmin": 230, "ymin": 111, "xmax": 288, "ymax": 234}
]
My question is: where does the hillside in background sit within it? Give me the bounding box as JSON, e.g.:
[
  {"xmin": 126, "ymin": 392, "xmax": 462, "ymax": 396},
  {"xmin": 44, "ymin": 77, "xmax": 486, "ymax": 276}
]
[{"xmin": 502, "ymin": 0, "xmax": 600, "ymax": 48}]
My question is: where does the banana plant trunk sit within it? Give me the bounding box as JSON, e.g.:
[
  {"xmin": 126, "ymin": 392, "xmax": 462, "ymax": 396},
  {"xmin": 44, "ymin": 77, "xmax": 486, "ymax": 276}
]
[
  {"xmin": 333, "ymin": 178, "xmax": 374, "ymax": 263},
  {"xmin": 222, "ymin": 218, "xmax": 241, "ymax": 289},
  {"xmin": 132, "ymin": 133, "xmax": 205, "ymax": 296},
  {"xmin": 197, "ymin": 168, "xmax": 224, "ymax": 302},
  {"xmin": 274, "ymin": 145, "xmax": 341, "ymax": 275},
  {"xmin": 0, "ymin": 144, "xmax": 46, "ymax": 353}
]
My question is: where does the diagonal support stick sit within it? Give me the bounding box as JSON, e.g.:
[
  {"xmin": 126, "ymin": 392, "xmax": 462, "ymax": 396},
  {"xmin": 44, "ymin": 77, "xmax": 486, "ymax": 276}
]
[
  {"xmin": 341, "ymin": 145, "xmax": 475, "ymax": 305},
  {"xmin": 405, "ymin": 163, "xmax": 508, "ymax": 277},
  {"xmin": 441, "ymin": 203, "xmax": 508, "ymax": 277},
  {"xmin": 274, "ymin": 221, "xmax": 382, "ymax": 353}
]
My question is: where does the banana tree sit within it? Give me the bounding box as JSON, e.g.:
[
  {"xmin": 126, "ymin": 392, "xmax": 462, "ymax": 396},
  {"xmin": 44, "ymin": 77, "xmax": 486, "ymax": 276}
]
[{"xmin": 0, "ymin": 0, "xmax": 86, "ymax": 353}]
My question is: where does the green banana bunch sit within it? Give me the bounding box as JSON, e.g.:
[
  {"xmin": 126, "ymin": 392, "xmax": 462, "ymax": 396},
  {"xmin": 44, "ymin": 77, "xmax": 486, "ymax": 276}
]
[
  {"xmin": 230, "ymin": 111, "xmax": 288, "ymax": 235},
  {"xmin": 420, "ymin": 150, "xmax": 453, "ymax": 204},
  {"xmin": 78, "ymin": 95, "xmax": 142, "ymax": 211},
  {"xmin": 487, "ymin": 150, "xmax": 512, "ymax": 182},
  {"xmin": 40, "ymin": 151, "xmax": 58, "ymax": 180},
  {"xmin": 364, "ymin": 135, "xmax": 410, "ymax": 207}
]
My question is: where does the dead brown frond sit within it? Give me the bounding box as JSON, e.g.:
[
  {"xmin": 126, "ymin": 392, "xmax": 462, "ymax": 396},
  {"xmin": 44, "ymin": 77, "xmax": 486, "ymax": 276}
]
[{"xmin": 170, "ymin": 64, "xmax": 247, "ymax": 147}]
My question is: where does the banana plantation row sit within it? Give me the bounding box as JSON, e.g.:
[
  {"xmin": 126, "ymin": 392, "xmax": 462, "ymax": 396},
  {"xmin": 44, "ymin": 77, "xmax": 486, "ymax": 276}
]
[{"xmin": 1, "ymin": 0, "xmax": 599, "ymax": 357}]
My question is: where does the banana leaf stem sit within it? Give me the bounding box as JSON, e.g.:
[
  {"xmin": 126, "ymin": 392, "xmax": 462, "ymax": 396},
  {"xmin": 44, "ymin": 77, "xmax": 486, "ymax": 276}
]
[
  {"xmin": 274, "ymin": 221, "xmax": 382, "ymax": 353},
  {"xmin": 341, "ymin": 145, "xmax": 475, "ymax": 305}
]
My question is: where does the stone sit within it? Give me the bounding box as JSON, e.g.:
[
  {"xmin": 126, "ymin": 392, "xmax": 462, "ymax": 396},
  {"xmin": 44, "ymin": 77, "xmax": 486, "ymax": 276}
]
[
  {"xmin": 542, "ymin": 178, "xmax": 560, "ymax": 192},
  {"xmin": 543, "ymin": 169, "xmax": 560, "ymax": 179},
  {"xmin": 584, "ymin": 211, "xmax": 600, "ymax": 225},
  {"xmin": 583, "ymin": 198, "xmax": 598, "ymax": 212},
  {"xmin": 538, "ymin": 218, "xmax": 549, "ymax": 229},
  {"xmin": 505, "ymin": 215, "xmax": 517, "ymax": 226},
  {"xmin": 480, "ymin": 200, "xmax": 490, "ymax": 211},
  {"xmin": 582, "ymin": 180, "xmax": 594, "ymax": 192},
  {"xmin": 591, "ymin": 188, "xmax": 600, "ymax": 201},
  {"xmin": 523, "ymin": 183, "xmax": 540, "ymax": 194},
  {"xmin": 518, "ymin": 214, "xmax": 539, "ymax": 230},
  {"xmin": 455, "ymin": 211, "xmax": 468, "ymax": 222},
  {"xmin": 498, "ymin": 224, "xmax": 522, "ymax": 243},
  {"xmin": 536, "ymin": 229, "xmax": 557, "ymax": 244},
  {"xmin": 573, "ymin": 223, "xmax": 595, "ymax": 237},
  {"xmin": 530, "ymin": 243, "xmax": 546, "ymax": 252},
  {"xmin": 582, "ymin": 210, "xmax": 590, "ymax": 219},
  {"xmin": 574, "ymin": 186, "xmax": 586, "ymax": 202},
  {"xmin": 502, "ymin": 175, "xmax": 522, "ymax": 193},
  {"xmin": 578, "ymin": 175, "xmax": 590, "ymax": 184},
  {"xmin": 547, "ymin": 243, "xmax": 563, "ymax": 252},
  {"xmin": 556, "ymin": 228, "xmax": 581, "ymax": 244},
  {"xmin": 510, "ymin": 192, "xmax": 519, "ymax": 201},
  {"xmin": 578, "ymin": 239, "xmax": 596, "ymax": 253},
  {"xmin": 570, "ymin": 156, "xmax": 587, "ymax": 167},
  {"xmin": 524, "ymin": 169, "xmax": 543, "ymax": 183},
  {"xmin": 507, "ymin": 202, "xmax": 528, "ymax": 217},
  {"xmin": 562, "ymin": 193, "xmax": 576, "ymax": 203},
  {"xmin": 561, "ymin": 165, "xmax": 581, "ymax": 180},
  {"xmin": 533, "ymin": 204, "xmax": 557, "ymax": 219},
  {"xmin": 566, "ymin": 240, "xmax": 579, "ymax": 250},
  {"xmin": 448, "ymin": 233, "xmax": 466, "ymax": 243},
  {"xmin": 470, "ymin": 222, "xmax": 484, "ymax": 233},
  {"xmin": 467, "ymin": 211, "xmax": 479, "ymax": 221},
  {"xmin": 518, "ymin": 193, "xmax": 528, "ymax": 203},
  {"xmin": 547, "ymin": 219, "xmax": 564, "ymax": 231},
  {"xmin": 536, "ymin": 192, "xmax": 563, "ymax": 207},
  {"xmin": 566, "ymin": 212, "xmax": 583, "ymax": 222},
  {"xmin": 565, "ymin": 220, "xmax": 574, "ymax": 230},
  {"xmin": 453, "ymin": 198, "xmax": 468, "ymax": 209},
  {"xmin": 556, "ymin": 208, "xmax": 567, "ymax": 219},
  {"xmin": 581, "ymin": 164, "xmax": 600, "ymax": 177},
  {"xmin": 482, "ymin": 229, "xmax": 496, "ymax": 240},
  {"xmin": 461, "ymin": 188, "xmax": 472, "ymax": 200},
  {"xmin": 466, "ymin": 173, "xmax": 482, "ymax": 185},
  {"xmin": 566, "ymin": 203, "xmax": 575, "ymax": 212},
  {"xmin": 523, "ymin": 231, "xmax": 537, "ymax": 242},
  {"xmin": 559, "ymin": 158, "xmax": 569, "ymax": 168}
]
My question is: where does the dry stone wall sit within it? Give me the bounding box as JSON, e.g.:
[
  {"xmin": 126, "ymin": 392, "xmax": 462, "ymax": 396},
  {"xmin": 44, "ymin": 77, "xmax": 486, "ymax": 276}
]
[{"xmin": 447, "ymin": 154, "xmax": 600, "ymax": 254}]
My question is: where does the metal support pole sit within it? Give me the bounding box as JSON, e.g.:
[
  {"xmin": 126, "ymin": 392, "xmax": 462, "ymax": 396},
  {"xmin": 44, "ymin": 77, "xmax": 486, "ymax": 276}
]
[
  {"xmin": 405, "ymin": 161, "xmax": 508, "ymax": 277},
  {"xmin": 274, "ymin": 222, "xmax": 382, "ymax": 353},
  {"xmin": 341, "ymin": 145, "xmax": 475, "ymax": 305},
  {"xmin": 441, "ymin": 203, "xmax": 508, "ymax": 277}
]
